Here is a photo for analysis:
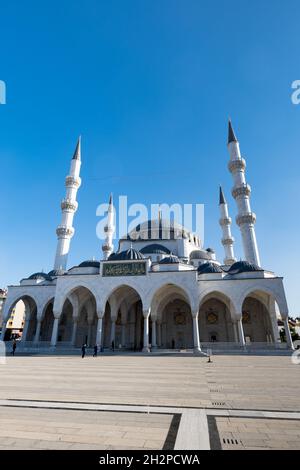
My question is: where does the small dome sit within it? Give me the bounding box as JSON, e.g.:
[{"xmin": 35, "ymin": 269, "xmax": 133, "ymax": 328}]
[
  {"xmin": 48, "ymin": 269, "xmax": 67, "ymax": 277},
  {"xmin": 206, "ymin": 247, "xmax": 215, "ymax": 253},
  {"xmin": 140, "ymin": 244, "xmax": 171, "ymax": 255},
  {"xmin": 228, "ymin": 260, "xmax": 263, "ymax": 275},
  {"xmin": 197, "ymin": 262, "xmax": 223, "ymax": 274},
  {"xmin": 78, "ymin": 260, "xmax": 100, "ymax": 268},
  {"xmin": 28, "ymin": 272, "xmax": 52, "ymax": 281},
  {"xmin": 108, "ymin": 248, "xmax": 145, "ymax": 261},
  {"xmin": 190, "ymin": 250, "xmax": 211, "ymax": 260},
  {"xmin": 158, "ymin": 254, "xmax": 180, "ymax": 264}
]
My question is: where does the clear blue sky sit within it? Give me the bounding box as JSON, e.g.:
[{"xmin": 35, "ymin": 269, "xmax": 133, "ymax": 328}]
[{"xmin": 0, "ymin": 0, "xmax": 299, "ymax": 315}]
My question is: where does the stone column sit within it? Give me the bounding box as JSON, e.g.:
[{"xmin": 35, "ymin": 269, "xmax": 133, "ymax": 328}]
[
  {"xmin": 71, "ymin": 318, "xmax": 78, "ymax": 346},
  {"xmin": 237, "ymin": 317, "xmax": 245, "ymax": 347},
  {"xmin": 283, "ymin": 317, "xmax": 294, "ymax": 350},
  {"xmin": 151, "ymin": 318, "xmax": 157, "ymax": 350},
  {"xmin": 233, "ymin": 321, "xmax": 239, "ymax": 343},
  {"xmin": 143, "ymin": 309, "xmax": 150, "ymax": 353},
  {"xmin": 33, "ymin": 318, "xmax": 42, "ymax": 344},
  {"xmin": 268, "ymin": 299, "xmax": 281, "ymax": 344},
  {"xmin": 96, "ymin": 314, "xmax": 104, "ymax": 348},
  {"xmin": 192, "ymin": 312, "xmax": 201, "ymax": 353},
  {"xmin": 270, "ymin": 315, "xmax": 280, "ymax": 344},
  {"xmin": 50, "ymin": 314, "xmax": 60, "ymax": 347}
]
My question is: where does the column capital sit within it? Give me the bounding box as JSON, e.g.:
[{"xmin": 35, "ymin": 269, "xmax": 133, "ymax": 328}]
[
  {"xmin": 191, "ymin": 311, "xmax": 199, "ymax": 319},
  {"xmin": 143, "ymin": 308, "xmax": 151, "ymax": 319},
  {"xmin": 97, "ymin": 310, "xmax": 104, "ymax": 319},
  {"xmin": 233, "ymin": 312, "xmax": 243, "ymax": 321},
  {"xmin": 53, "ymin": 310, "xmax": 61, "ymax": 320}
]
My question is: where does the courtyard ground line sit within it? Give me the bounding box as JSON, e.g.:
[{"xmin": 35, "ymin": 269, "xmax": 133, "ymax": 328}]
[{"xmin": 1, "ymin": 400, "xmax": 300, "ymax": 450}]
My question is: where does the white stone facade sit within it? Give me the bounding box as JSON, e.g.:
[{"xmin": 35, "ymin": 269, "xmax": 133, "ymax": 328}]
[{"xmin": 1, "ymin": 123, "xmax": 294, "ymax": 352}]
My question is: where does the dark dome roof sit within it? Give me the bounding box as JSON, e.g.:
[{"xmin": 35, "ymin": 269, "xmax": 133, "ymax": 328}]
[
  {"xmin": 78, "ymin": 260, "xmax": 100, "ymax": 268},
  {"xmin": 48, "ymin": 269, "xmax": 67, "ymax": 277},
  {"xmin": 108, "ymin": 248, "xmax": 145, "ymax": 261},
  {"xmin": 190, "ymin": 250, "xmax": 211, "ymax": 260},
  {"xmin": 140, "ymin": 244, "xmax": 171, "ymax": 255},
  {"xmin": 28, "ymin": 272, "xmax": 52, "ymax": 281},
  {"xmin": 228, "ymin": 260, "xmax": 263, "ymax": 275},
  {"xmin": 197, "ymin": 262, "xmax": 223, "ymax": 274},
  {"xmin": 206, "ymin": 247, "xmax": 215, "ymax": 253},
  {"xmin": 159, "ymin": 254, "xmax": 180, "ymax": 264}
]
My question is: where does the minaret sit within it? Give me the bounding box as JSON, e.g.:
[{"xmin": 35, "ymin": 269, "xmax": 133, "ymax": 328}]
[
  {"xmin": 102, "ymin": 194, "xmax": 115, "ymax": 260},
  {"xmin": 227, "ymin": 120, "xmax": 261, "ymax": 266},
  {"xmin": 219, "ymin": 186, "xmax": 236, "ymax": 265},
  {"xmin": 54, "ymin": 137, "xmax": 82, "ymax": 270}
]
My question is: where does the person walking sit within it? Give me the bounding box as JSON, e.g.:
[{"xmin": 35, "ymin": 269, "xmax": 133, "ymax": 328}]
[
  {"xmin": 111, "ymin": 340, "xmax": 115, "ymax": 352},
  {"xmin": 12, "ymin": 339, "xmax": 17, "ymax": 356},
  {"xmin": 81, "ymin": 343, "xmax": 86, "ymax": 358},
  {"xmin": 93, "ymin": 344, "xmax": 98, "ymax": 357}
]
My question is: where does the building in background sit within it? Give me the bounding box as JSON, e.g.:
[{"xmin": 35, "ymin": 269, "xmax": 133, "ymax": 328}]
[{"xmin": 4, "ymin": 300, "xmax": 25, "ymax": 340}]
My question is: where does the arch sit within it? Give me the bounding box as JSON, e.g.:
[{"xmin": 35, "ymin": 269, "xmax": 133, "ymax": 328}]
[
  {"xmin": 3, "ymin": 293, "xmax": 38, "ymax": 323},
  {"xmin": 236, "ymin": 284, "xmax": 288, "ymax": 316},
  {"xmin": 149, "ymin": 283, "xmax": 194, "ymax": 349},
  {"xmin": 241, "ymin": 295, "xmax": 274, "ymax": 343},
  {"xmin": 150, "ymin": 283, "xmax": 192, "ymax": 317},
  {"xmin": 41, "ymin": 297, "xmax": 55, "ymax": 320},
  {"xmin": 103, "ymin": 285, "xmax": 144, "ymax": 350},
  {"xmin": 40, "ymin": 301, "xmax": 55, "ymax": 342},
  {"xmin": 101, "ymin": 283, "xmax": 144, "ymax": 315},
  {"xmin": 198, "ymin": 290, "xmax": 233, "ymax": 314},
  {"xmin": 53, "ymin": 282, "xmax": 101, "ymax": 315},
  {"xmin": 199, "ymin": 297, "xmax": 235, "ymax": 343}
]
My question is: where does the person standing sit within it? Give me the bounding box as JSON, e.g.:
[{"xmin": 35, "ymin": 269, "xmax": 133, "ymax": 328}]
[
  {"xmin": 81, "ymin": 343, "xmax": 86, "ymax": 358},
  {"xmin": 93, "ymin": 344, "xmax": 98, "ymax": 357}
]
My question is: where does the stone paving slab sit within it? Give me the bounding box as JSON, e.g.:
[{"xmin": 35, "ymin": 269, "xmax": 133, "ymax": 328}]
[
  {"xmin": 0, "ymin": 355, "xmax": 300, "ymax": 450},
  {"xmin": 0, "ymin": 406, "xmax": 173, "ymax": 450},
  {"xmin": 1, "ymin": 355, "xmax": 299, "ymax": 410},
  {"xmin": 211, "ymin": 417, "xmax": 300, "ymax": 450}
]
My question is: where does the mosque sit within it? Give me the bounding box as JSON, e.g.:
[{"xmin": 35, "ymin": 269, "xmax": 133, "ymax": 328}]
[{"xmin": 1, "ymin": 121, "xmax": 294, "ymax": 353}]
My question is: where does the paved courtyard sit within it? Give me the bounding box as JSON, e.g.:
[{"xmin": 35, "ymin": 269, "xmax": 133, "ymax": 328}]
[{"xmin": 0, "ymin": 353, "xmax": 299, "ymax": 449}]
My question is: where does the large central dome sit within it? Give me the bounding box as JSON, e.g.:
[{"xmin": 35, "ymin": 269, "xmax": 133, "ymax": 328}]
[{"xmin": 125, "ymin": 218, "xmax": 195, "ymax": 241}]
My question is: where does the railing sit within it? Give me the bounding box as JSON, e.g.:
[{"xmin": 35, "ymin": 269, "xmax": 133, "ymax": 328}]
[
  {"xmin": 201, "ymin": 341, "xmax": 288, "ymax": 351},
  {"xmin": 5, "ymin": 340, "xmax": 290, "ymax": 353}
]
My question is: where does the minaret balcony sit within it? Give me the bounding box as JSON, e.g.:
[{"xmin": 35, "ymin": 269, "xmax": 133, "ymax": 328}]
[
  {"xmin": 228, "ymin": 158, "xmax": 246, "ymax": 174},
  {"xmin": 232, "ymin": 183, "xmax": 251, "ymax": 199},
  {"xmin": 219, "ymin": 217, "xmax": 232, "ymax": 226},
  {"xmin": 65, "ymin": 175, "xmax": 81, "ymax": 188},
  {"xmin": 61, "ymin": 198, "xmax": 78, "ymax": 212},
  {"xmin": 222, "ymin": 237, "xmax": 235, "ymax": 246},
  {"xmin": 236, "ymin": 212, "xmax": 256, "ymax": 226},
  {"xmin": 56, "ymin": 225, "xmax": 75, "ymax": 238}
]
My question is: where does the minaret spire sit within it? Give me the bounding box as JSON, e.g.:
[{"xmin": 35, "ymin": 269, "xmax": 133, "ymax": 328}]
[
  {"xmin": 53, "ymin": 137, "xmax": 82, "ymax": 271},
  {"xmin": 102, "ymin": 193, "xmax": 115, "ymax": 260},
  {"xmin": 228, "ymin": 119, "xmax": 238, "ymax": 144},
  {"xmin": 72, "ymin": 135, "xmax": 81, "ymax": 160},
  {"xmin": 219, "ymin": 186, "xmax": 236, "ymax": 265},
  {"xmin": 227, "ymin": 120, "xmax": 261, "ymax": 266}
]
